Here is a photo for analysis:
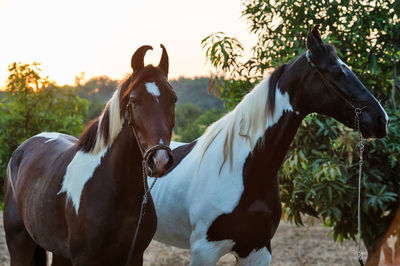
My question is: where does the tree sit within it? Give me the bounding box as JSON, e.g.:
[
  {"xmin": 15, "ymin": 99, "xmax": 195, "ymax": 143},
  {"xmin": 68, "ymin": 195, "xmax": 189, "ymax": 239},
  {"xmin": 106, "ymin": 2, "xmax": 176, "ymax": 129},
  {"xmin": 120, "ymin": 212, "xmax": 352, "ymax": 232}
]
[
  {"xmin": 173, "ymin": 103, "xmax": 225, "ymax": 142},
  {"xmin": 0, "ymin": 63, "xmax": 88, "ymax": 203},
  {"xmin": 202, "ymin": 0, "xmax": 400, "ymax": 264},
  {"xmin": 178, "ymin": 108, "xmax": 224, "ymax": 142}
]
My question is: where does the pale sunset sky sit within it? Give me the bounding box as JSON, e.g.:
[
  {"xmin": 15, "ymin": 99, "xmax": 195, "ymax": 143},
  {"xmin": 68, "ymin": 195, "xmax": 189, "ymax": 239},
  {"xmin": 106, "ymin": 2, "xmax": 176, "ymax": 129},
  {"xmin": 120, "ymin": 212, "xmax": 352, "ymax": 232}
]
[{"xmin": 0, "ymin": 0, "xmax": 256, "ymax": 87}]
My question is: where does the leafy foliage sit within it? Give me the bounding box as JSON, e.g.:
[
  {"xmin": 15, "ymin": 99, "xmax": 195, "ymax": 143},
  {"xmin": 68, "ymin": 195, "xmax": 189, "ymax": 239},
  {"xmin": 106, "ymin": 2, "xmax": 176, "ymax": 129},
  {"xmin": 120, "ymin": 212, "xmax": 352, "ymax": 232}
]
[
  {"xmin": 202, "ymin": 0, "xmax": 400, "ymax": 257},
  {"xmin": 280, "ymin": 113, "xmax": 400, "ymax": 246},
  {"xmin": 0, "ymin": 63, "xmax": 88, "ymax": 202},
  {"xmin": 174, "ymin": 103, "xmax": 224, "ymax": 142},
  {"xmin": 202, "ymin": 0, "xmax": 400, "ymax": 109}
]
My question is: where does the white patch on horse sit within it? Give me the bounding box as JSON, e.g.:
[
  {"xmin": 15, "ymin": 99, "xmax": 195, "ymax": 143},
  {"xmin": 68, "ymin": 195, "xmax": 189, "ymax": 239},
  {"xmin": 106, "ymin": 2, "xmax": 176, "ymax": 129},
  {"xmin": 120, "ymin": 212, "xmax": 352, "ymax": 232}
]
[
  {"xmin": 337, "ymin": 57, "xmax": 350, "ymax": 69},
  {"xmin": 267, "ymin": 83, "xmax": 293, "ymax": 129},
  {"xmin": 238, "ymin": 247, "xmax": 271, "ymax": 265},
  {"xmin": 6, "ymin": 159, "xmax": 16, "ymax": 196},
  {"xmin": 145, "ymin": 82, "xmax": 160, "ymax": 97},
  {"xmin": 170, "ymin": 141, "xmax": 185, "ymax": 150},
  {"xmin": 58, "ymin": 148, "xmax": 109, "ymax": 214},
  {"xmin": 377, "ymin": 100, "xmax": 389, "ymax": 126},
  {"xmin": 36, "ymin": 132, "xmax": 62, "ymax": 143}
]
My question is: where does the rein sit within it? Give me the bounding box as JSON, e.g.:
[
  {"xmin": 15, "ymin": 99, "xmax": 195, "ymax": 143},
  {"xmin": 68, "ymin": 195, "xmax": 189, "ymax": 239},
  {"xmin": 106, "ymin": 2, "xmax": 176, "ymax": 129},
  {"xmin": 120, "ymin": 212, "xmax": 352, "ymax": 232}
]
[
  {"xmin": 306, "ymin": 51, "xmax": 365, "ymax": 265},
  {"xmin": 124, "ymin": 92, "xmax": 172, "ymax": 266}
]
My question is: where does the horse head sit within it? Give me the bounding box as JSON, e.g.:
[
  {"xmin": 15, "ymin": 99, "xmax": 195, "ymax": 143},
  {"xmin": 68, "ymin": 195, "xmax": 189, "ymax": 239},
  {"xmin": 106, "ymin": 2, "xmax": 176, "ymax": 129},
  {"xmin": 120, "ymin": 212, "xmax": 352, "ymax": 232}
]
[
  {"xmin": 290, "ymin": 25, "xmax": 388, "ymax": 139},
  {"xmin": 122, "ymin": 44, "xmax": 176, "ymax": 177}
]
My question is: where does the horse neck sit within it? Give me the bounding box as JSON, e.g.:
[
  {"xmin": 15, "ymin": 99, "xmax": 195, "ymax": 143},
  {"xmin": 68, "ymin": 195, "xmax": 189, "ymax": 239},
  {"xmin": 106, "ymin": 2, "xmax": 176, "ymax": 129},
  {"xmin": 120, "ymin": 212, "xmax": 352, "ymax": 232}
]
[
  {"xmin": 105, "ymin": 123, "xmax": 144, "ymax": 187},
  {"xmin": 251, "ymin": 111, "xmax": 302, "ymax": 178},
  {"xmin": 242, "ymin": 56, "xmax": 306, "ymax": 189},
  {"xmin": 238, "ymin": 111, "xmax": 303, "ymax": 211}
]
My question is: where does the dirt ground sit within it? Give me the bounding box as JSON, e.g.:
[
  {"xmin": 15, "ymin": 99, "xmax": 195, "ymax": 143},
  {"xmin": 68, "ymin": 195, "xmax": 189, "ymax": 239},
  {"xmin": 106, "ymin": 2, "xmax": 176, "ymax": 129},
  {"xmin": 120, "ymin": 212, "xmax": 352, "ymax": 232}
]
[{"xmin": 0, "ymin": 212, "xmax": 367, "ymax": 265}]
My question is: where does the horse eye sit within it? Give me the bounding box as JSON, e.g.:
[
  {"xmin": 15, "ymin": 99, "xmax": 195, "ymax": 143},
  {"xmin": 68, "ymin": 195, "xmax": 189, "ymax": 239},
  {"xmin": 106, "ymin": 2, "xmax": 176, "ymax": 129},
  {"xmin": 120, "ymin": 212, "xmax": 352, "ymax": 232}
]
[{"xmin": 131, "ymin": 99, "xmax": 140, "ymax": 108}]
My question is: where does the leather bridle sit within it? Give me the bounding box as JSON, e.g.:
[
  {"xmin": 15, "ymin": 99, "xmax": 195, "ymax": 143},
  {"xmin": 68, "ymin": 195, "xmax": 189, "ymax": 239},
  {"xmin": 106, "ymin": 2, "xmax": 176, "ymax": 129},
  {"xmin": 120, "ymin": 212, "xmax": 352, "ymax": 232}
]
[
  {"xmin": 124, "ymin": 92, "xmax": 172, "ymax": 176},
  {"xmin": 305, "ymin": 50, "xmax": 370, "ymax": 112},
  {"xmin": 124, "ymin": 91, "xmax": 173, "ymax": 266}
]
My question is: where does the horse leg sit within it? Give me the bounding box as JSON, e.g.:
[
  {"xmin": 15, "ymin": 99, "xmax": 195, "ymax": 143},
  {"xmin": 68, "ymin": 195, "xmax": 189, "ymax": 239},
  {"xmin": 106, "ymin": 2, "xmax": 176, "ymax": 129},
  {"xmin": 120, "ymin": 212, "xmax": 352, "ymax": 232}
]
[
  {"xmin": 130, "ymin": 251, "xmax": 144, "ymax": 266},
  {"xmin": 51, "ymin": 254, "xmax": 72, "ymax": 266},
  {"xmin": 31, "ymin": 246, "xmax": 47, "ymax": 266},
  {"xmin": 189, "ymin": 238, "xmax": 226, "ymax": 266},
  {"xmin": 237, "ymin": 247, "xmax": 271, "ymax": 266},
  {"xmin": 3, "ymin": 183, "xmax": 45, "ymax": 266}
]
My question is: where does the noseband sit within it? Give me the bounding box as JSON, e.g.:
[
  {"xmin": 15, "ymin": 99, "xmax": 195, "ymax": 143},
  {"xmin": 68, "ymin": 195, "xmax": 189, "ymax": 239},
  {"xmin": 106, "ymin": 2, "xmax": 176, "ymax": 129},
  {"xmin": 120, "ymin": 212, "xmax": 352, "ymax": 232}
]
[
  {"xmin": 306, "ymin": 50, "xmax": 366, "ymax": 265},
  {"xmin": 124, "ymin": 92, "xmax": 173, "ymax": 174}
]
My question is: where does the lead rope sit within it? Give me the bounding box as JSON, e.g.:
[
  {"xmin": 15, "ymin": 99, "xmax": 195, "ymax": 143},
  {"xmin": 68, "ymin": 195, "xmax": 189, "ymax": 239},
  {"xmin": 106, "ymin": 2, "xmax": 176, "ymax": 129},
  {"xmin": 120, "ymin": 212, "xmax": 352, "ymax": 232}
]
[
  {"xmin": 306, "ymin": 51, "xmax": 366, "ymax": 265},
  {"xmin": 355, "ymin": 108, "xmax": 365, "ymax": 266},
  {"xmin": 125, "ymin": 162, "xmax": 157, "ymax": 266}
]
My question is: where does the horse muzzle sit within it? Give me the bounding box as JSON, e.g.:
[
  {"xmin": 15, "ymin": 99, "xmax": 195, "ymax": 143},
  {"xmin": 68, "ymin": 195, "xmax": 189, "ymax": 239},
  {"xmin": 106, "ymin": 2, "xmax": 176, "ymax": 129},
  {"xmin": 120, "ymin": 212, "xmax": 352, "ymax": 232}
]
[
  {"xmin": 359, "ymin": 109, "xmax": 389, "ymax": 139},
  {"xmin": 144, "ymin": 146, "xmax": 173, "ymax": 177}
]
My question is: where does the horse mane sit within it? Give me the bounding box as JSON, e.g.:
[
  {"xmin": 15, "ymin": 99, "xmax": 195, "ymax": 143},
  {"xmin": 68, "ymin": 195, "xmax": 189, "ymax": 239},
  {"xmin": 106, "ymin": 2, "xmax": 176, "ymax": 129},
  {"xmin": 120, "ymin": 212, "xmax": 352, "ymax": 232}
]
[
  {"xmin": 76, "ymin": 78, "xmax": 131, "ymax": 154},
  {"xmin": 197, "ymin": 65, "xmax": 286, "ymax": 173}
]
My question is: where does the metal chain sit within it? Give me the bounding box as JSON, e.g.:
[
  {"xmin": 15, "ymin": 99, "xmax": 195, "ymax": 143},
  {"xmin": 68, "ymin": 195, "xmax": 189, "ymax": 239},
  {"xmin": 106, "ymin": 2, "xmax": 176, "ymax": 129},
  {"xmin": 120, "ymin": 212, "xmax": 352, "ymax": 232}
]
[
  {"xmin": 355, "ymin": 108, "xmax": 365, "ymax": 266},
  {"xmin": 125, "ymin": 161, "xmax": 158, "ymax": 266},
  {"xmin": 306, "ymin": 51, "xmax": 367, "ymax": 265}
]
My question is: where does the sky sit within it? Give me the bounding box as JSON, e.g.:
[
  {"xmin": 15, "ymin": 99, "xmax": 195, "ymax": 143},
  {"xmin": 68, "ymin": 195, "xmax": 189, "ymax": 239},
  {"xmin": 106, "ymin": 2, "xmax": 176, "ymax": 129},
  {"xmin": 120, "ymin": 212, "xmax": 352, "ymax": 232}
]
[{"xmin": 0, "ymin": 0, "xmax": 256, "ymax": 86}]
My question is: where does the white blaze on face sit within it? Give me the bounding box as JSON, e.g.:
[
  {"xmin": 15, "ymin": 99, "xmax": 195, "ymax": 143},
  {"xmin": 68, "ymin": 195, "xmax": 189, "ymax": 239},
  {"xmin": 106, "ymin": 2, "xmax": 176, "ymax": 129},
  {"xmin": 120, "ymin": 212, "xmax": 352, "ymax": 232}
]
[
  {"xmin": 145, "ymin": 82, "xmax": 160, "ymax": 97},
  {"xmin": 377, "ymin": 100, "xmax": 390, "ymax": 127},
  {"xmin": 337, "ymin": 57, "xmax": 351, "ymax": 69},
  {"xmin": 58, "ymin": 148, "xmax": 108, "ymax": 214}
]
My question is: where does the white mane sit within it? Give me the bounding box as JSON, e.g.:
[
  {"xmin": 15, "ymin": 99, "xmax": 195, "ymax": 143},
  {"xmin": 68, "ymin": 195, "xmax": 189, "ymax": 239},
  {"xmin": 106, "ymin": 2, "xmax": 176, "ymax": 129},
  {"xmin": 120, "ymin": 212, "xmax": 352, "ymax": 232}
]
[
  {"xmin": 197, "ymin": 78, "xmax": 271, "ymax": 172},
  {"xmin": 91, "ymin": 89, "xmax": 124, "ymax": 154},
  {"xmin": 196, "ymin": 75, "xmax": 294, "ymax": 173}
]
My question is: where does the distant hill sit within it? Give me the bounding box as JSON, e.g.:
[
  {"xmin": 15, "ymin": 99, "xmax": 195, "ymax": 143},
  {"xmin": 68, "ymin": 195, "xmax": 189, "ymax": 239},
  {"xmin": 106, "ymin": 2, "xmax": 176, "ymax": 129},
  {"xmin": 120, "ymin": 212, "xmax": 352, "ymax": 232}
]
[
  {"xmin": 71, "ymin": 76, "xmax": 222, "ymax": 121},
  {"xmin": 169, "ymin": 77, "xmax": 223, "ymax": 110}
]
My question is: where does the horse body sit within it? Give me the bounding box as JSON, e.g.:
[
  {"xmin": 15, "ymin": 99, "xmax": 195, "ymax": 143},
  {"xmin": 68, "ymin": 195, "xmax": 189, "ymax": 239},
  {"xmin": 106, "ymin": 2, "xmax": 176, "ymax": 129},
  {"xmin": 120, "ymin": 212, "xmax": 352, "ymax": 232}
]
[
  {"xmin": 8, "ymin": 133, "xmax": 76, "ymax": 257},
  {"xmin": 151, "ymin": 27, "xmax": 389, "ymax": 265},
  {"xmin": 6, "ymin": 130, "xmax": 153, "ymax": 264},
  {"xmin": 152, "ymin": 80, "xmax": 301, "ymax": 265},
  {"xmin": 4, "ymin": 45, "xmax": 176, "ymax": 265}
]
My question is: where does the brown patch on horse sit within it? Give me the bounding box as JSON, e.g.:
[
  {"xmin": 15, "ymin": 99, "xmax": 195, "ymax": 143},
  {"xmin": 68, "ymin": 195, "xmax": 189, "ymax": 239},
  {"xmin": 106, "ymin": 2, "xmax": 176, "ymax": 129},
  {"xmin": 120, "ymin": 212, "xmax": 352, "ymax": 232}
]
[{"xmin": 167, "ymin": 141, "xmax": 197, "ymax": 173}]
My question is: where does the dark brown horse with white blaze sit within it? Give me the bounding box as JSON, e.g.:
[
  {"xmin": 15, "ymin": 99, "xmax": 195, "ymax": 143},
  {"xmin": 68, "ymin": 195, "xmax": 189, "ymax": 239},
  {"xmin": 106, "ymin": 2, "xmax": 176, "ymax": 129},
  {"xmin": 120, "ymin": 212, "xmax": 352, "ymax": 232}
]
[
  {"xmin": 3, "ymin": 44, "xmax": 177, "ymax": 265},
  {"xmin": 149, "ymin": 26, "xmax": 389, "ymax": 265}
]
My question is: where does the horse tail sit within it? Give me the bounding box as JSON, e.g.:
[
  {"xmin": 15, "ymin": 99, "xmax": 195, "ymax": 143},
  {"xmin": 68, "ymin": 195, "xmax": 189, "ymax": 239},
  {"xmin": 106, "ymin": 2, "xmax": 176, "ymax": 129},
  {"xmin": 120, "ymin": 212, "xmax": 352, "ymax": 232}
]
[
  {"xmin": 5, "ymin": 148, "xmax": 24, "ymax": 198},
  {"xmin": 30, "ymin": 246, "xmax": 47, "ymax": 266}
]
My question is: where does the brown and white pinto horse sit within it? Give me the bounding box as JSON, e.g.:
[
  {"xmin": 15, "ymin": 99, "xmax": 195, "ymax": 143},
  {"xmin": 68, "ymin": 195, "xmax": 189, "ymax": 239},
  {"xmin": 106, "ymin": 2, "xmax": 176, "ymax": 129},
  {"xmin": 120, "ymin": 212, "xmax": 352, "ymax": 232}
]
[
  {"xmin": 149, "ymin": 27, "xmax": 389, "ymax": 265},
  {"xmin": 3, "ymin": 45, "xmax": 177, "ymax": 265}
]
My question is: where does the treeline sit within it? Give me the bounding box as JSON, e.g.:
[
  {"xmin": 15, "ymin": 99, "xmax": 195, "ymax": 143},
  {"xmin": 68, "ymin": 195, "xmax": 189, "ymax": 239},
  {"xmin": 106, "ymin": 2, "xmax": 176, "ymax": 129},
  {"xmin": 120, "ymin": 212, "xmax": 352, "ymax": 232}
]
[{"xmin": 70, "ymin": 75, "xmax": 225, "ymax": 141}]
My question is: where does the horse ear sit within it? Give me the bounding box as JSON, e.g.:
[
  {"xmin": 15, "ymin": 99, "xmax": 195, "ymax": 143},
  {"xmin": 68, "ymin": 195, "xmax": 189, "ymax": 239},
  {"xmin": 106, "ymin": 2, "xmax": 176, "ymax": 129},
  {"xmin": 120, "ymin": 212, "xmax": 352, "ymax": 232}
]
[
  {"xmin": 307, "ymin": 25, "xmax": 323, "ymax": 52},
  {"xmin": 131, "ymin": 45, "xmax": 153, "ymax": 73},
  {"xmin": 158, "ymin": 44, "xmax": 169, "ymax": 77}
]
